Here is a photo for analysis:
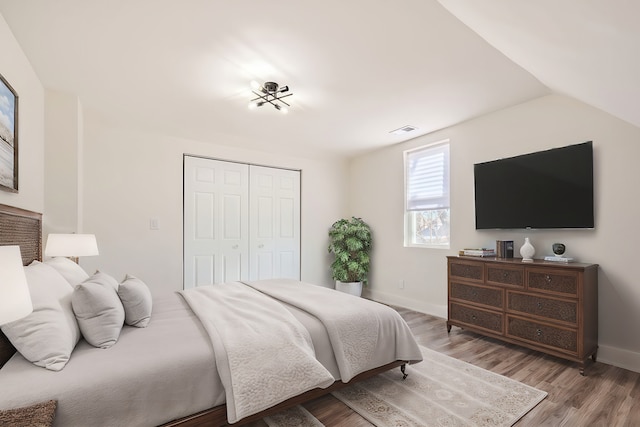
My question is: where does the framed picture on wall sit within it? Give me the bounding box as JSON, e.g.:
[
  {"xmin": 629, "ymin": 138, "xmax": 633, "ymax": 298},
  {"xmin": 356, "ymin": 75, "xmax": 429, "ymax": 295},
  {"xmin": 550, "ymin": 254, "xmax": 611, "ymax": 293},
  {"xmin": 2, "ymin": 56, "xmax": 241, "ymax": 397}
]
[{"xmin": 0, "ymin": 72, "xmax": 18, "ymax": 193}]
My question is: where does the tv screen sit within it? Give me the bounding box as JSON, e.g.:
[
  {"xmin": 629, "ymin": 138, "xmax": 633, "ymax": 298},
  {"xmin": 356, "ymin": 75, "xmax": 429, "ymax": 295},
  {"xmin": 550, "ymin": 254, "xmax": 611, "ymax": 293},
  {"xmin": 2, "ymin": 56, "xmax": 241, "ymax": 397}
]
[{"xmin": 474, "ymin": 141, "xmax": 594, "ymax": 229}]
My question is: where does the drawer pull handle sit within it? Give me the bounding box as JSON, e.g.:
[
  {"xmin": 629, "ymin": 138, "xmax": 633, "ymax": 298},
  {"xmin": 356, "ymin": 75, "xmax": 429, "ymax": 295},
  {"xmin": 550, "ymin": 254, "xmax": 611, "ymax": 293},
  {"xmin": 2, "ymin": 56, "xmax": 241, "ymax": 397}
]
[
  {"xmin": 545, "ymin": 275, "xmax": 552, "ymax": 283},
  {"xmin": 537, "ymin": 302, "xmax": 543, "ymax": 309},
  {"xmin": 536, "ymin": 328, "xmax": 542, "ymax": 336},
  {"xmin": 471, "ymin": 290, "xmax": 478, "ymax": 297},
  {"xmin": 503, "ymin": 272, "xmax": 508, "ymax": 278},
  {"xmin": 472, "ymin": 315, "xmax": 477, "ymax": 321}
]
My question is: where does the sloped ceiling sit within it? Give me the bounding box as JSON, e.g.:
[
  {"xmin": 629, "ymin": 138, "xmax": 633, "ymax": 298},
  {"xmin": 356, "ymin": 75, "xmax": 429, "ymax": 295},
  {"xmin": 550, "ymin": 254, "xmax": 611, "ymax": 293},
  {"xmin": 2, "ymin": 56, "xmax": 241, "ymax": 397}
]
[
  {"xmin": 438, "ymin": 0, "xmax": 640, "ymax": 131},
  {"xmin": 0, "ymin": 1, "xmax": 633, "ymax": 159}
]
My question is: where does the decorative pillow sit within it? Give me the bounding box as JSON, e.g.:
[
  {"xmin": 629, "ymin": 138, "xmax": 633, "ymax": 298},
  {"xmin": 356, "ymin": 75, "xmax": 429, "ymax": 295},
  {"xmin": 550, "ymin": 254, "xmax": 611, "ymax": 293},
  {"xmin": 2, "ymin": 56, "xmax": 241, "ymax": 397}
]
[
  {"xmin": 0, "ymin": 400, "xmax": 57, "ymax": 427},
  {"xmin": 43, "ymin": 257, "xmax": 90, "ymax": 287},
  {"xmin": 118, "ymin": 275, "xmax": 153, "ymax": 327},
  {"xmin": 93, "ymin": 270, "xmax": 119, "ymax": 291},
  {"xmin": 72, "ymin": 272, "xmax": 124, "ymax": 349},
  {"xmin": 1, "ymin": 263, "xmax": 81, "ymax": 371}
]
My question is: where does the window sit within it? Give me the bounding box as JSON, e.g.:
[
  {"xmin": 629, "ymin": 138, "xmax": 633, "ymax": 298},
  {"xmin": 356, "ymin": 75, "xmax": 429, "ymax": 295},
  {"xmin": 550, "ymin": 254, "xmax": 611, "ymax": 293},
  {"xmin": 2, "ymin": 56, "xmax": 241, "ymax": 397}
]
[{"xmin": 404, "ymin": 141, "xmax": 450, "ymax": 248}]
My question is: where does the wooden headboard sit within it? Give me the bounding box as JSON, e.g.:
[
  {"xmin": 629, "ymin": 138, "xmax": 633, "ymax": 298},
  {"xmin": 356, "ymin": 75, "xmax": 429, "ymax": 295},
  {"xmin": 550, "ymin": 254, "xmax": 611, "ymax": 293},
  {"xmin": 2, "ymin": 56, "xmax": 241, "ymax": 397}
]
[{"xmin": 0, "ymin": 203, "xmax": 43, "ymax": 368}]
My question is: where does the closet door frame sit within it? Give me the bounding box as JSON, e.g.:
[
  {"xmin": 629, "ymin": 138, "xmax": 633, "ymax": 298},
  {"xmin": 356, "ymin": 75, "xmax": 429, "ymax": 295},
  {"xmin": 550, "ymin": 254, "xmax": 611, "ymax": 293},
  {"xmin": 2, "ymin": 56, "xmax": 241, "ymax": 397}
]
[{"xmin": 183, "ymin": 155, "xmax": 301, "ymax": 288}]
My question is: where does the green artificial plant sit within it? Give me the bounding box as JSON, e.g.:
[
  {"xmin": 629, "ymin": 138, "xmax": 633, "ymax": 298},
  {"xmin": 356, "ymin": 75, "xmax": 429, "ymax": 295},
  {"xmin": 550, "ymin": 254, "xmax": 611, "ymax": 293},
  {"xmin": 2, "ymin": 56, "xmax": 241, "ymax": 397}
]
[{"xmin": 327, "ymin": 217, "xmax": 372, "ymax": 284}]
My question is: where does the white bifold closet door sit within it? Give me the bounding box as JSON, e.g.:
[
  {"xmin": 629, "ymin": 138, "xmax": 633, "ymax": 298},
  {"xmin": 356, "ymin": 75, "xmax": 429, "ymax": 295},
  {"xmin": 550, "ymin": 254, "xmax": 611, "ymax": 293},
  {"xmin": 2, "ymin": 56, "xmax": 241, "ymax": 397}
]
[{"xmin": 183, "ymin": 156, "xmax": 300, "ymax": 289}]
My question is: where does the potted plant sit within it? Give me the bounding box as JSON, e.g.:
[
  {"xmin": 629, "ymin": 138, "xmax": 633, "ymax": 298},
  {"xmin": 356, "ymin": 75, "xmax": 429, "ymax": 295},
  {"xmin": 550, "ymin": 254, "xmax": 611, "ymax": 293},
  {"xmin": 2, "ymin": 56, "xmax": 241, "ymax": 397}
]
[{"xmin": 327, "ymin": 217, "xmax": 372, "ymax": 296}]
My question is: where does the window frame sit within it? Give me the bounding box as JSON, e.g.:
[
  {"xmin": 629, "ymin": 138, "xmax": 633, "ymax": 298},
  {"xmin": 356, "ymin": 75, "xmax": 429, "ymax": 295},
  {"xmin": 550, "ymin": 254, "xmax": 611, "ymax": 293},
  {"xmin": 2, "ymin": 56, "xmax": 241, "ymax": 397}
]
[{"xmin": 403, "ymin": 140, "xmax": 451, "ymax": 249}]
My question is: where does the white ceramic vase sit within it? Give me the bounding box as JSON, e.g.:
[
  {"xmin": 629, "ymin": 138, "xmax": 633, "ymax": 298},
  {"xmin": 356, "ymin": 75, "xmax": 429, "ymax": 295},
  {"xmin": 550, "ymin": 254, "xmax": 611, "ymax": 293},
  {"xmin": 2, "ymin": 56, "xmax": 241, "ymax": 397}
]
[{"xmin": 520, "ymin": 237, "xmax": 535, "ymax": 262}]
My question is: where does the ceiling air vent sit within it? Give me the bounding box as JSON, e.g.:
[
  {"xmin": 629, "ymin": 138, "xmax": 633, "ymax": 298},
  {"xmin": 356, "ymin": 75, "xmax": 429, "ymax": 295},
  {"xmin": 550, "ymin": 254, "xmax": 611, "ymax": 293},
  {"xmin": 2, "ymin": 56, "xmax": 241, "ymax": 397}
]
[{"xmin": 390, "ymin": 125, "xmax": 418, "ymax": 135}]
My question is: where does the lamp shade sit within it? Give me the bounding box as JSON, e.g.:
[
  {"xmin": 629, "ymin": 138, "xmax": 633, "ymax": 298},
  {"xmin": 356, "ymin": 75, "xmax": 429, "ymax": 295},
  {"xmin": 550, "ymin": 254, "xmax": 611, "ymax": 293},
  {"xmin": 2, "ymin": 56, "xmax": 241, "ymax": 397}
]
[
  {"xmin": 45, "ymin": 234, "xmax": 99, "ymax": 257},
  {"xmin": 0, "ymin": 246, "xmax": 33, "ymax": 325}
]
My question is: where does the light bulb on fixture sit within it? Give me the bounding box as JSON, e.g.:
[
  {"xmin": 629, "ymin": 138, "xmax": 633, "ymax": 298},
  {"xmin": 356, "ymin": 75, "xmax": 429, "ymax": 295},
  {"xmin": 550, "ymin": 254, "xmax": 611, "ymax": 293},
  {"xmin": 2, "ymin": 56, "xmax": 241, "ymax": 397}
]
[
  {"xmin": 274, "ymin": 104, "xmax": 288, "ymax": 114},
  {"xmin": 248, "ymin": 100, "xmax": 266, "ymax": 110},
  {"xmin": 250, "ymin": 80, "xmax": 261, "ymax": 91}
]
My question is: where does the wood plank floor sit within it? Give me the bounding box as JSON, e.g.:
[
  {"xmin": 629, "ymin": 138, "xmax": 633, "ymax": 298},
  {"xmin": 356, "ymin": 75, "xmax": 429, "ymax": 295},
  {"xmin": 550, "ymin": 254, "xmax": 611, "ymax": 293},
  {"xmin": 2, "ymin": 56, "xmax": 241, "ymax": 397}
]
[{"xmin": 247, "ymin": 306, "xmax": 640, "ymax": 426}]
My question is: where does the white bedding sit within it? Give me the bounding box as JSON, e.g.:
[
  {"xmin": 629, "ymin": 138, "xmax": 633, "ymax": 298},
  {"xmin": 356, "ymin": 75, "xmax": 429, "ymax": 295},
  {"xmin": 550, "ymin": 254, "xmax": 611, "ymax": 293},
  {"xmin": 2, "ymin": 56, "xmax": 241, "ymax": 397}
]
[
  {"xmin": 244, "ymin": 279, "xmax": 423, "ymax": 381},
  {"xmin": 180, "ymin": 282, "xmax": 335, "ymax": 423},
  {"xmin": 0, "ymin": 280, "xmax": 423, "ymax": 426},
  {"xmin": 0, "ymin": 293, "xmax": 222, "ymax": 427},
  {"xmin": 180, "ymin": 280, "xmax": 423, "ymax": 423}
]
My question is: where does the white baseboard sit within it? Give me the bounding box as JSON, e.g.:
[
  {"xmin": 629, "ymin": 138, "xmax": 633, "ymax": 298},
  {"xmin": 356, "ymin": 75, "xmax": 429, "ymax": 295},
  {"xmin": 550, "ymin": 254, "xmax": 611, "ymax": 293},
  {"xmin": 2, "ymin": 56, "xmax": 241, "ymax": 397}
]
[
  {"xmin": 364, "ymin": 290, "xmax": 640, "ymax": 374},
  {"xmin": 363, "ymin": 289, "xmax": 448, "ymax": 319},
  {"xmin": 597, "ymin": 344, "xmax": 640, "ymax": 374}
]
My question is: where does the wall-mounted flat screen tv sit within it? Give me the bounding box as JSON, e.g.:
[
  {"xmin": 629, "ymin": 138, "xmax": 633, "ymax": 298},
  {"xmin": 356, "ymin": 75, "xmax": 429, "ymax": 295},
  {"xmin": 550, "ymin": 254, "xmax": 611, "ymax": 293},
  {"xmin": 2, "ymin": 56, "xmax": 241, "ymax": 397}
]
[{"xmin": 474, "ymin": 141, "xmax": 594, "ymax": 229}]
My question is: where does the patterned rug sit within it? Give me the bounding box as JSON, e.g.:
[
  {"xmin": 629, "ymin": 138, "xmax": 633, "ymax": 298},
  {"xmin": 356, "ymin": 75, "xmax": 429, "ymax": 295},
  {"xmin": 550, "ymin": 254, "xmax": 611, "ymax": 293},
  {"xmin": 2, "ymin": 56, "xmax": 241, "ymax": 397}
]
[{"xmin": 265, "ymin": 346, "xmax": 547, "ymax": 427}]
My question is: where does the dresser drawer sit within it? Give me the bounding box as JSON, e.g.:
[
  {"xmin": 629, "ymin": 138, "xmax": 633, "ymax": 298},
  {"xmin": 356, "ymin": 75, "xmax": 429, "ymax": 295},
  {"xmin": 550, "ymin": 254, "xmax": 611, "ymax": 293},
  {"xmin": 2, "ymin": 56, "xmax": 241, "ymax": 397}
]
[
  {"xmin": 486, "ymin": 265, "xmax": 524, "ymax": 288},
  {"xmin": 449, "ymin": 260, "xmax": 484, "ymax": 283},
  {"xmin": 449, "ymin": 303, "xmax": 503, "ymax": 334},
  {"xmin": 507, "ymin": 316, "xmax": 577, "ymax": 354},
  {"xmin": 450, "ymin": 282, "xmax": 502, "ymax": 309},
  {"xmin": 527, "ymin": 268, "xmax": 578, "ymax": 297},
  {"xmin": 507, "ymin": 292, "xmax": 577, "ymax": 325}
]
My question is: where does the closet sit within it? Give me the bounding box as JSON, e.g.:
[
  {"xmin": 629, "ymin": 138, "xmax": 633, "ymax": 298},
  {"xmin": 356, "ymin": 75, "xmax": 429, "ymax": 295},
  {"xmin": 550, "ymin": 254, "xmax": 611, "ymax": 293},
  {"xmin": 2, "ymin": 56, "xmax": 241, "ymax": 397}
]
[{"xmin": 183, "ymin": 155, "xmax": 300, "ymax": 288}]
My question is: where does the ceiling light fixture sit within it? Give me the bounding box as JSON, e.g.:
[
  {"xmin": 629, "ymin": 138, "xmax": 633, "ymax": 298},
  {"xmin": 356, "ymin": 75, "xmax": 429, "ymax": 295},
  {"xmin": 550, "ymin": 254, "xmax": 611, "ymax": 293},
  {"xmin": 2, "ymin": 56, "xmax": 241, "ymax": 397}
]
[{"xmin": 248, "ymin": 81, "xmax": 292, "ymax": 114}]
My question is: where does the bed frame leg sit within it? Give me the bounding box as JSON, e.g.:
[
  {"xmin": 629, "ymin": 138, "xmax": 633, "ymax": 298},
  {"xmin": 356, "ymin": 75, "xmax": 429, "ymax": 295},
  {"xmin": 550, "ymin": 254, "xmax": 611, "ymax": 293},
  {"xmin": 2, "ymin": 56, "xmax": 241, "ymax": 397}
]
[{"xmin": 400, "ymin": 363, "xmax": 408, "ymax": 380}]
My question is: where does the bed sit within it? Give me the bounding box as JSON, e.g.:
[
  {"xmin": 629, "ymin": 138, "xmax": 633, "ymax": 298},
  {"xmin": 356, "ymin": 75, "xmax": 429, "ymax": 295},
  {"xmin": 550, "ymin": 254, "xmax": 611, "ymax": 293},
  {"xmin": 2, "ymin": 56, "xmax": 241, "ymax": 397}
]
[{"xmin": 0, "ymin": 203, "xmax": 423, "ymax": 426}]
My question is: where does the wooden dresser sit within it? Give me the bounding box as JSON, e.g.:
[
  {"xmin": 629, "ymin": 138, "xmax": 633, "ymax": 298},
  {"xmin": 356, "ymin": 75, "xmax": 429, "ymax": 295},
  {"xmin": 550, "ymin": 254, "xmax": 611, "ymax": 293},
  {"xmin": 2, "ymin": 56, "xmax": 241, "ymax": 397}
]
[{"xmin": 447, "ymin": 256, "xmax": 598, "ymax": 374}]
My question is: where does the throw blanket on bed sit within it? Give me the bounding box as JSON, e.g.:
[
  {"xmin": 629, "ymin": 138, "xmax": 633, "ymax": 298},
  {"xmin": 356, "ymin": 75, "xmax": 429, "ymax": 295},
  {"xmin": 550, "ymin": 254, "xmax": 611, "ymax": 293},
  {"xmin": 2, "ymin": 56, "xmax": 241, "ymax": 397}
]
[
  {"xmin": 243, "ymin": 279, "xmax": 423, "ymax": 382},
  {"xmin": 179, "ymin": 282, "xmax": 334, "ymax": 423}
]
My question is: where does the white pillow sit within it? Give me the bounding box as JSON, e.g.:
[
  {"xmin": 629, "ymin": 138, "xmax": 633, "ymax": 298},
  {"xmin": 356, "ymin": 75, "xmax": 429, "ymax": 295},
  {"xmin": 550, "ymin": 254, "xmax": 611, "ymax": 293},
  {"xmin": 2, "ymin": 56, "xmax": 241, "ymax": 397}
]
[
  {"xmin": 118, "ymin": 275, "xmax": 152, "ymax": 327},
  {"xmin": 72, "ymin": 272, "xmax": 124, "ymax": 349},
  {"xmin": 44, "ymin": 257, "xmax": 89, "ymax": 287},
  {"xmin": 93, "ymin": 270, "xmax": 119, "ymax": 291},
  {"xmin": 1, "ymin": 262, "xmax": 81, "ymax": 371}
]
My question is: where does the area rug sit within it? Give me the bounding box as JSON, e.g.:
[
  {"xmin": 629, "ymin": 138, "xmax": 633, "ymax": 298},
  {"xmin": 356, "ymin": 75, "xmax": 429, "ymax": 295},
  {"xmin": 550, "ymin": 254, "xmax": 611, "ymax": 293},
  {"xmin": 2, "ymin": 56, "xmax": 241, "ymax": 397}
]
[{"xmin": 265, "ymin": 345, "xmax": 547, "ymax": 427}]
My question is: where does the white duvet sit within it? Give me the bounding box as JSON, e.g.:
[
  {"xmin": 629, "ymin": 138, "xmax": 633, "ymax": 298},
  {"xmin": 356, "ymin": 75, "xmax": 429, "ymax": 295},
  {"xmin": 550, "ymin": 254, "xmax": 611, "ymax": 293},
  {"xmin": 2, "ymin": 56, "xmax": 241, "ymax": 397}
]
[
  {"xmin": 244, "ymin": 279, "xmax": 423, "ymax": 381},
  {"xmin": 180, "ymin": 279, "xmax": 423, "ymax": 424},
  {"xmin": 179, "ymin": 282, "xmax": 335, "ymax": 423}
]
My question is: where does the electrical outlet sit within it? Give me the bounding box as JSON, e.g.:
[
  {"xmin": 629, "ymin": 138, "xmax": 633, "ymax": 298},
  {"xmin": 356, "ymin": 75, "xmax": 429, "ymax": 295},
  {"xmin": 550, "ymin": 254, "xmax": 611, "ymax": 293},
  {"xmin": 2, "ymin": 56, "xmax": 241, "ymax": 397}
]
[{"xmin": 398, "ymin": 279, "xmax": 404, "ymax": 289}]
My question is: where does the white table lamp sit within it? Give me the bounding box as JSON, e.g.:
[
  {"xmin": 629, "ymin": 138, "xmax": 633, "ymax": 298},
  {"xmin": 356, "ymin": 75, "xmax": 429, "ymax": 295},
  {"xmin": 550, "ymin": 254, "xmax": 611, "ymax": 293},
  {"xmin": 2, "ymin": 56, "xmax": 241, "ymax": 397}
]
[
  {"xmin": 0, "ymin": 246, "xmax": 33, "ymax": 325},
  {"xmin": 45, "ymin": 233, "xmax": 99, "ymax": 263}
]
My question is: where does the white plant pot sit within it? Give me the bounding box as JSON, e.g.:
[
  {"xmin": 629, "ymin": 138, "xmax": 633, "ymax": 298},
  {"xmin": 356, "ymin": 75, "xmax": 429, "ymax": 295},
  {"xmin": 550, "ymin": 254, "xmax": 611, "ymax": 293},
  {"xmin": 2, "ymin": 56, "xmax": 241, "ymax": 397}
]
[{"xmin": 335, "ymin": 281, "xmax": 363, "ymax": 297}]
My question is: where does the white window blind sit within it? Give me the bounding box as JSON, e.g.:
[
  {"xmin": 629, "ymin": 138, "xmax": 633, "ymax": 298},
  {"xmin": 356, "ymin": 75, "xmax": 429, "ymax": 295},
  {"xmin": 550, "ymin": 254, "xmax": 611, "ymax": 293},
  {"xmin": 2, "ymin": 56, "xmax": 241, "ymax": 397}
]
[{"xmin": 405, "ymin": 143, "xmax": 450, "ymax": 211}]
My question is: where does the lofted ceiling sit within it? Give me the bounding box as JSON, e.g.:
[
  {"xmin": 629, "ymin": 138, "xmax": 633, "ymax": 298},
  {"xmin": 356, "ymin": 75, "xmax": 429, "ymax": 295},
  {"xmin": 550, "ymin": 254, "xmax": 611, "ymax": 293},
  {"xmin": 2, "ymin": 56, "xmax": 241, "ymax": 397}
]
[{"xmin": 0, "ymin": 1, "xmax": 636, "ymax": 159}]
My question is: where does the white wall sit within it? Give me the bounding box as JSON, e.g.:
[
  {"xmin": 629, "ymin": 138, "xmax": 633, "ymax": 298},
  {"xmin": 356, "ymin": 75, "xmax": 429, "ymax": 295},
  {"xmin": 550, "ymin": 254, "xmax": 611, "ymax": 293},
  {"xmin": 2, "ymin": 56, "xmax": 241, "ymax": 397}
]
[
  {"xmin": 350, "ymin": 94, "xmax": 640, "ymax": 373},
  {"xmin": 77, "ymin": 112, "xmax": 348, "ymax": 295},
  {"xmin": 43, "ymin": 90, "xmax": 83, "ymax": 236},
  {"xmin": 0, "ymin": 14, "xmax": 44, "ymax": 212}
]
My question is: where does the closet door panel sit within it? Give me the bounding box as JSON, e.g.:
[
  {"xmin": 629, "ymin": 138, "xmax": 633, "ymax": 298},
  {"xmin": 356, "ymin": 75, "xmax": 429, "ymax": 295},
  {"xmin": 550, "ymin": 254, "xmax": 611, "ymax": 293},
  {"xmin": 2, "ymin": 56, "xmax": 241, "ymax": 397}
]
[
  {"xmin": 221, "ymin": 253, "xmax": 243, "ymax": 282},
  {"xmin": 249, "ymin": 166, "xmax": 300, "ymax": 281},
  {"xmin": 184, "ymin": 157, "xmax": 249, "ymax": 288},
  {"xmin": 223, "ymin": 194, "xmax": 242, "ymax": 239},
  {"xmin": 194, "ymin": 255, "xmax": 214, "ymax": 287}
]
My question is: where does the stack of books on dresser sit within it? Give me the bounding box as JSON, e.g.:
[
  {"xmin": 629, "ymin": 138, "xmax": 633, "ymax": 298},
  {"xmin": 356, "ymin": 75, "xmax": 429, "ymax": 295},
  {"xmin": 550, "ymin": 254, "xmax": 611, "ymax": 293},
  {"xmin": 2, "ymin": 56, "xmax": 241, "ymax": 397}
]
[
  {"xmin": 544, "ymin": 255, "xmax": 574, "ymax": 263},
  {"xmin": 462, "ymin": 248, "xmax": 496, "ymax": 257}
]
